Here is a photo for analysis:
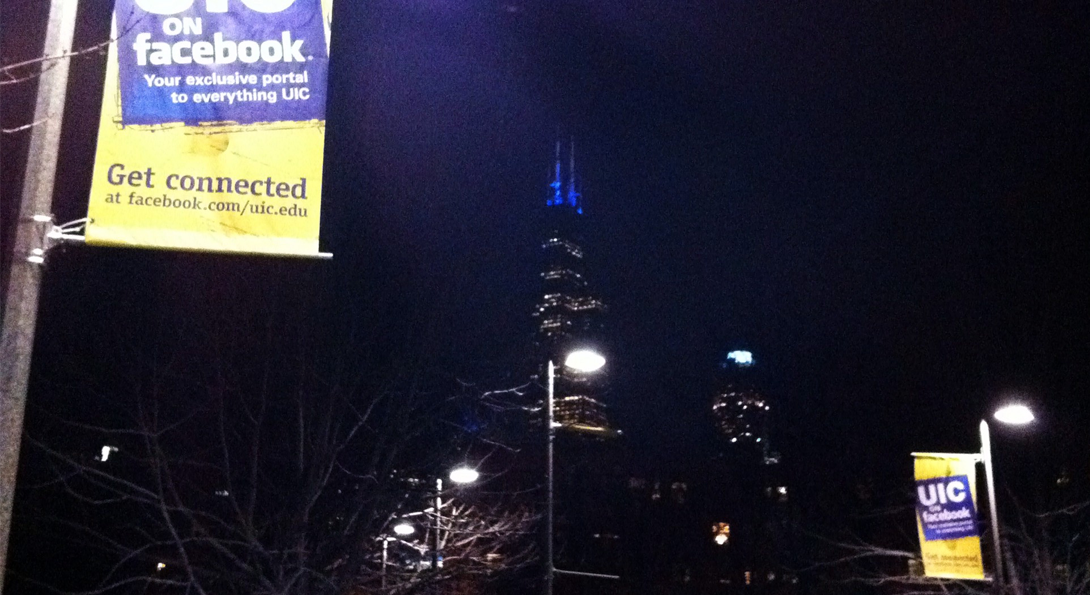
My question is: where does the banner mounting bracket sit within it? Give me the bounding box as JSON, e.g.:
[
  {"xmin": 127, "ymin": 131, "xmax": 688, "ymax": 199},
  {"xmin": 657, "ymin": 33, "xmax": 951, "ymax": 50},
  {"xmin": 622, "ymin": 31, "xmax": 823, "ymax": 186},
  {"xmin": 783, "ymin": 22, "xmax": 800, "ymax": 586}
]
[{"xmin": 22, "ymin": 216, "xmax": 89, "ymax": 264}]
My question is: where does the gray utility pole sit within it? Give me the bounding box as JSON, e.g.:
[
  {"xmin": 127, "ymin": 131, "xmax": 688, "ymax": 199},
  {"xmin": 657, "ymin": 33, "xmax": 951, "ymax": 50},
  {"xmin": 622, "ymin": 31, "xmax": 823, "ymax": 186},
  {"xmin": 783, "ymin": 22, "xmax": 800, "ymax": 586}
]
[{"xmin": 0, "ymin": 0, "xmax": 79, "ymax": 591}]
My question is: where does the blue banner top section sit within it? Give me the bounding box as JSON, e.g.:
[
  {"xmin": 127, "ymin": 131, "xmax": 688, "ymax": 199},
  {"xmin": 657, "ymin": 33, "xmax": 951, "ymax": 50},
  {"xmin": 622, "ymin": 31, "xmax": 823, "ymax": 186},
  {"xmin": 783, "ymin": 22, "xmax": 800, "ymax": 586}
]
[{"xmin": 115, "ymin": 0, "xmax": 328, "ymax": 126}]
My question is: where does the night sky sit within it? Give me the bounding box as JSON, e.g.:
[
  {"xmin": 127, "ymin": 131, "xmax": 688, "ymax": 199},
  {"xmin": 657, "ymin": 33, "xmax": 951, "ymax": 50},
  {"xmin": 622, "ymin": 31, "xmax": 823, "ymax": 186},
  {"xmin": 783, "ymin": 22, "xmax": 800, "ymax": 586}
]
[{"xmin": 4, "ymin": 0, "xmax": 1090, "ymax": 517}]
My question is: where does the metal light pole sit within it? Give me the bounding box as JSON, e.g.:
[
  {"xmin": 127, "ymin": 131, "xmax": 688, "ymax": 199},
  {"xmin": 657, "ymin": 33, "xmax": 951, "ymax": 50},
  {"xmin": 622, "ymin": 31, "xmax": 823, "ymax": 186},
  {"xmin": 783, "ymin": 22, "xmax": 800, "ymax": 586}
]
[
  {"xmin": 432, "ymin": 477, "xmax": 442, "ymax": 571},
  {"xmin": 383, "ymin": 520, "xmax": 417, "ymax": 588},
  {"xmin": 979, "ymin": 420, "xmax": 1003, "ymax": 595},
  {"xmin": 0, "ymin": 1, "xmax": 79, "ymax": 590},
  {"xmin": 545, "ymin": 360, "xmax": 556, "ymax": 595},
  {"xmin": 545, "ymin": 350, "xmax": 607, "ymax": 595},
  {"xmin": 980, "ymin": 403, "xmax": 1035, "ymax": 595},
  {"xmin": 428, "ymin": 467, "xmax": 477, "ymax": 573},
  {"xmin": 382, "ymin": 537, "xmax": 390, "ymax": 590}
]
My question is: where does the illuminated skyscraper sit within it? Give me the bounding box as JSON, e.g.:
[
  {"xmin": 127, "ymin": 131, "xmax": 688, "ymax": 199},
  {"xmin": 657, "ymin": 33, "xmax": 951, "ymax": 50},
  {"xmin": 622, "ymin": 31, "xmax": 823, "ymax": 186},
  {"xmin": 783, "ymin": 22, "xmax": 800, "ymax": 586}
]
[
  {"xmin": 708, "ymin": 350, "xmax": 798, "ymax": 591},
  {"xmin": 712, "ymin": 350, "xmax": 770, "ymax": 448},
  {"xmin": 532, "ymin": 140, "xmax": 612, "ymax": 434}
]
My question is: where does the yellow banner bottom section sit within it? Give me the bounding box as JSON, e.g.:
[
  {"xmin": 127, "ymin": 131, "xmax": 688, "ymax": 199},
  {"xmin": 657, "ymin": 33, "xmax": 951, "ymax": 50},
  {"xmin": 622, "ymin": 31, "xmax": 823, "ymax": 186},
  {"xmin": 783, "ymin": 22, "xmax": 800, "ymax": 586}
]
[
  {"xmin": 920, "ymin": 550, "xmax": 986, "ymax": 581},
  {"xmin": 86, "ymin": 226, "xmax": 318, "ymax": 256}
]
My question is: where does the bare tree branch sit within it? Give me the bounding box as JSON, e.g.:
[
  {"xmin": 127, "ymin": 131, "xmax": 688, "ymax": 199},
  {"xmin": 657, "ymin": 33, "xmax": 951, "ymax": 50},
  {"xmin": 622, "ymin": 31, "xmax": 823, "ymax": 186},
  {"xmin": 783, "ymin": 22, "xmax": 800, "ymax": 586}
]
[{"xmin": 18, "ymin": 316, "xmax": 538, "ymax": 595}]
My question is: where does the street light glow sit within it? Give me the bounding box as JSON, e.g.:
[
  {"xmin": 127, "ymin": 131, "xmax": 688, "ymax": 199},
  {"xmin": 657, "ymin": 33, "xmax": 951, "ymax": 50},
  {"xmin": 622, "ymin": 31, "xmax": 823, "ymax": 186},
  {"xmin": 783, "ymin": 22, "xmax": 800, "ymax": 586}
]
[
  {"xmin": 393, "ymin": 522, "xmax": 415, "ymax": 536},
  {"xmin": 994, "ymin": 404, "xmax": 1034, "ymax": 426},
  {"xmin": 449, "ymin": 466, "xmax": 480, "ymax": 484},
  {"xmin": 98, "ymin": 445, "xmax": 118, "ymax": 462},
  {"xmin": 564, "ymin": 349, "xmax": 605, "ymax": 372}
]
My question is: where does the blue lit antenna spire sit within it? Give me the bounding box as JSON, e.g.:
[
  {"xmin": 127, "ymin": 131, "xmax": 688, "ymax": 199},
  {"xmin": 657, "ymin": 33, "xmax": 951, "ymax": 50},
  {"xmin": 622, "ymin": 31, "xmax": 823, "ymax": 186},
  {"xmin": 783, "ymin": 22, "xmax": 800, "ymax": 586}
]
[
  {"xmin": 548, "ymin": 140, "xmax": 562, "ymax": 206},
  {"xmin": 567, "ymin": 138, "xmax": 582, "ymax": 214}
]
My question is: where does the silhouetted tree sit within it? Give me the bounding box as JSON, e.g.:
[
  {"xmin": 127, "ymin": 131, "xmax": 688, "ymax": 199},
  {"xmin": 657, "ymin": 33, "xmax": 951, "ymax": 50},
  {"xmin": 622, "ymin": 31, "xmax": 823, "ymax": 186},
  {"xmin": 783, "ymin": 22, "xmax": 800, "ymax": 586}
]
[{"xmin": 17, "ymin": 307, "xmax": 537, "ymax": 595}]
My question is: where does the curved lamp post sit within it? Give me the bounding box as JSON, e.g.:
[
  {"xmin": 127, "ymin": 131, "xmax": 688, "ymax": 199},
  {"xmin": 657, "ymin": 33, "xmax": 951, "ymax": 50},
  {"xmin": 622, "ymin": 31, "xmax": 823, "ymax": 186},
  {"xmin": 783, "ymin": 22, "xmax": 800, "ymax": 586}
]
[
  {"xmin": 546, "ymin": 349, "xmax": 606, "ymax": 595},
  {"xmin": 382, "ymin": 466, "xmax": 479, "ymax": 588},
  {"xmin": 980, "ymin": 402, "xmax": 1035, "ymax": 594},
  {"xmin": 382, "ymin": 522, "xmax": 418, "ymax": 588},
  {"xmin": 431, "ymin": 465, "xmax": 479, "ymax": 570}
]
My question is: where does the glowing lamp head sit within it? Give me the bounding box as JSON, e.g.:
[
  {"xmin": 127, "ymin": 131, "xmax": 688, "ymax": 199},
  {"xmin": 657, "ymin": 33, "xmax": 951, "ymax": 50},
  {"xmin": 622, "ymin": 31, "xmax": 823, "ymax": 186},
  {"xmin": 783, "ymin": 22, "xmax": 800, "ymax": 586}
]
[
  {"xmin": 994, "ymin": 404, "xmax": 1035, "ymax": 426},
  {"xmin": 449, "ymin": 466, "xmax": 480, "ymax": 485},
  {"xmin": 714, "ymin": 533, "xmax": 728, "ymax": 545},
  {"xmin": 99, "ymin": 445, "xmax": 118, "ymax": 462},
  {"xmin": 564, "ymin": 349, "xmax": 605, "ymax": 373},
  {"xmin": 393, "ymin": 522, "xmax": 415, "ymax": 536}
]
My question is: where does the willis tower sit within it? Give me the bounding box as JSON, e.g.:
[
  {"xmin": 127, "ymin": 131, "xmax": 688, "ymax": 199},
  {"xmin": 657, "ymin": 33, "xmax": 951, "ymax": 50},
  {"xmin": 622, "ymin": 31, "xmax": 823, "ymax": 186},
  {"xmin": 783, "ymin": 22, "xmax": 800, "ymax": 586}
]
[{"xmin": 532, "ymin": 140, "xmax": 613, "ymax": 435}]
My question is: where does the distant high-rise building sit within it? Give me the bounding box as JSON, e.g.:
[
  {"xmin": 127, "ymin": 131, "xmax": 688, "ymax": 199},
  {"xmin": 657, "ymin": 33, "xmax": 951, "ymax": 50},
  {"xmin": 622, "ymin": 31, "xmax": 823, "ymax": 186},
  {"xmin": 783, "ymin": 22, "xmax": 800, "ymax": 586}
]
[
  {"xmin": 712, "ymin": 350, "xmax": 770, "ymax": 449},
  {"xmin": 708, "ymin": 350, "xmax": 799, "ymax": 592},
  {"xmin": 532, "ymin": 140, "xmax": 612, "ymax": 434}
]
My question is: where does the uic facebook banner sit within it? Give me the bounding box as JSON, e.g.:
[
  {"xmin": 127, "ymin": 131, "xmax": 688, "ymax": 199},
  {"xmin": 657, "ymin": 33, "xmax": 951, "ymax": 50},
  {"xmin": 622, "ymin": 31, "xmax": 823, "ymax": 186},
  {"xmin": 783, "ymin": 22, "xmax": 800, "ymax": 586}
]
[
  {"xmin": 916, "ymin": 475, "xmax": 979, "ymax": 540},
  {"xmin": 86, "ymin": 0, "xmax": 333, "ymax": 256},
  {"xmin": 913, "ymin": 455, "xmax": 985, "ymax": 580}
]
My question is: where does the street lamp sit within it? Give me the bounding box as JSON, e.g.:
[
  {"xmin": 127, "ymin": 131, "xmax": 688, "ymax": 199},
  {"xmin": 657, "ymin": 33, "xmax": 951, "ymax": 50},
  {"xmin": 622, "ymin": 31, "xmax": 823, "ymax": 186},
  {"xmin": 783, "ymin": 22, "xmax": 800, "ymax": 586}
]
[
  {"xmin": 564, "ymin": 349, "xmax": 606, "ymax": 373},
  {"xmin": 379, "ymin": 536, "xmax": 395, "ymax": 589},
  {"xmin": 449, "ymin": 466, "xmax": 480, "ymax": 485},
  {"xmin": 380, "ymin": 530, "xmax": 426, "ymax": 589},
  {"xmin": 980, "ymin": 402, "xmax": 1035, "ymax": 594},
  {"xmin": 546, "ymin": 349, "xmax": 606, "ymax": 595},
  {"xmin": 993, "ymin": 404, "xmax": 1034, "ymax": 426},
  {"xmin": 432, "ymin": 466, "xmax": 479, "ymax": 570}
]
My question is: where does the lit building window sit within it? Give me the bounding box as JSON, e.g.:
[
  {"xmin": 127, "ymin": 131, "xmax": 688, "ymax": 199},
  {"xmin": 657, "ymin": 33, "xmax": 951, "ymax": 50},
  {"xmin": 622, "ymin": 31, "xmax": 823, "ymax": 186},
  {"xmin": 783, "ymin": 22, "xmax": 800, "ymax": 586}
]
[
  {"xmin": 712, "ymin": 522, "xmax": 730, "ymax": 545},
  {"xmin": 540, "ymin": 317, "xmax": 563, "ymax": 330},
  {"xmin": 542, "ymin": 268, "xmax": 583, "ymax": 281},
  {"xmin": 712, "ymin": 387, "xmax": 769, "ymax": 444},
  {"xmin": 763, "ymin": 485, "xmax": 789, "ymax": 502},
  {"xmin": 543, "ymin": 238, "xmax": 584, "ymax": 258},
  {"xmin": 567, "ymin": 297, "xmax": 604, "ymax": 311}
]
